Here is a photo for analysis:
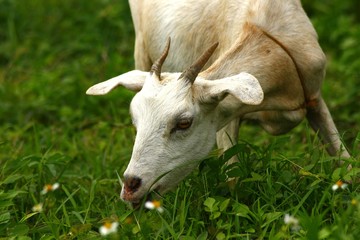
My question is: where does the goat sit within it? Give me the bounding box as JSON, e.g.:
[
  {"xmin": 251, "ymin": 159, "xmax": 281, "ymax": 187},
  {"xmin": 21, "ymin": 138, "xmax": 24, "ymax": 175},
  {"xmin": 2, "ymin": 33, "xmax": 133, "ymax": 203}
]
[{"xmin": 86, "ymin": 0, "xmax": 350, "ymax": 204}]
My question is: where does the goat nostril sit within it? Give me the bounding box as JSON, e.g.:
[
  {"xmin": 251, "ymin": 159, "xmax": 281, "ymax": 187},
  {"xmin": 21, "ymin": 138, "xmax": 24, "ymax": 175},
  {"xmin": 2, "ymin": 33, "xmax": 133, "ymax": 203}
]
[{"xmin": 124, "ymin": 176, "xmax": 142, "ymax": 193}]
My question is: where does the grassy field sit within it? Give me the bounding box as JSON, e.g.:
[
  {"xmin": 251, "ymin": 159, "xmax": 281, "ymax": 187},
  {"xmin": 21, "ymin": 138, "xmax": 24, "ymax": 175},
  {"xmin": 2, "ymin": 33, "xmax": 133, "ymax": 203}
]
[{"xmin": 1, "ymin": 0, "xmax": 360, "ymax": 239}]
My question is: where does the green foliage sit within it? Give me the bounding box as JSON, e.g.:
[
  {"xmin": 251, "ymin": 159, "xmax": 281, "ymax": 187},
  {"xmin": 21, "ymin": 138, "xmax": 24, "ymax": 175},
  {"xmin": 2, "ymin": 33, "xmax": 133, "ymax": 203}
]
[{"xmin": 0, "ymin": 0, "xmax": 360, "ymax": 239}]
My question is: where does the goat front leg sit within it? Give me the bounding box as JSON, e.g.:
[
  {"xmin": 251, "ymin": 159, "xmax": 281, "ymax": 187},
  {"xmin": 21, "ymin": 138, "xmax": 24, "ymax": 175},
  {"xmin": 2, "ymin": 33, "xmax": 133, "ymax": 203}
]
[
  {"xmin": 306, "ymin": 97, "xmax": 351, "ymax": 166},
  {"xmin": 134, "ymin": 35, "xmax": 152, "ymax": 71},
  {"xmin": 216, "ymin": 118, "xmax": 241, "ymax": 187},
  {"xmin": 216, "ymin": 118, "xmax": 241, "ymax": 163}
]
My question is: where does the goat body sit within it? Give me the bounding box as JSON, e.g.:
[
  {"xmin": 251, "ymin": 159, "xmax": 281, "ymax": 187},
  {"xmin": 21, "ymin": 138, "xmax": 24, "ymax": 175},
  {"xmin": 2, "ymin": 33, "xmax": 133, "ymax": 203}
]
[{"xmin": 87, "ymin": 0, "xmax": 349, "ymax": 204}]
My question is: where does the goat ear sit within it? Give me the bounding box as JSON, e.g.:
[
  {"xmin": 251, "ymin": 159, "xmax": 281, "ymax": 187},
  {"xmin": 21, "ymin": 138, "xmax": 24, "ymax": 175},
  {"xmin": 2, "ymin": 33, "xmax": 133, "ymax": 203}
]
[
  {"xmin": 86, "ymin": 70, "xmax": 148, "ymax": 95},
  {"xmin": 199, "ymin": 72, "xmax": 264, "ymax": 105}
]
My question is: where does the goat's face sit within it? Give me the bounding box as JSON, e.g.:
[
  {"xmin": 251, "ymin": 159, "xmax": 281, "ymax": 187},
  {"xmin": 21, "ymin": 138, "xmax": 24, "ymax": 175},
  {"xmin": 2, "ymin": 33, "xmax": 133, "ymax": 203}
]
[
  {"xmin": 86, "ymin": 39, "xmax": 263, "ymax": 204},
  {"xmin": 122, "ymin": 72, "xmax": 218, "ymax": 202}
]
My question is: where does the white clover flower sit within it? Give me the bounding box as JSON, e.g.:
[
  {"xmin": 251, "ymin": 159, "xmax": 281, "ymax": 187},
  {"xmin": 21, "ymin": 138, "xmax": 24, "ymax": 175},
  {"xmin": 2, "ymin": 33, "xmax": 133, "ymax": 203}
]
[
  {"xmin": 284, "ymin": 214, "xmax": 300, "ymax": 231},
  {"xmin": 32, "ymin": 203, "xmax": 43, "ymax": 212},
  {"xmin": 99, "ymin": 221, "xmax": 119, "ymax": 236},
  {"xmin": 332, "ymin": 180, "xmax": 348, "ymax": 191},
  {"xmin": 284, "ymin": 214, "xmax": 298, "ymax": 225},
  {"xmin": 41, "ymin": 183, "xmax": 60, "ymax": 195},
  {"xmin": 145, "ymin": 200, "xmax": 164, "ymax": 213}
]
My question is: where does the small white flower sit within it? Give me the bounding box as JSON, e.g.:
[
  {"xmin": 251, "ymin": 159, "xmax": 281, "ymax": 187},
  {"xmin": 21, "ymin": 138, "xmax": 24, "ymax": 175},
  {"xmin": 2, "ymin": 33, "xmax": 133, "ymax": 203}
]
[
  {"xmin": 32, "ymin": 203, "xmax": 43, "ymax": 212},
  {"xmin": 332, "ymin": 180, "xmax": 348, "ymax": 191},
  {"xmin": 145, "ymin": 200, "xmax": 164, "ymax": 213},
  {"xmin": 284, "ymin": 214, "xmax": 300, "ymax": 231},
  {"xmin": 284, "ymin": 214, "xmax": 298, "ymax": 225},
  {"xmin": 41, "ymin": 183, "xmax": 60, "ymax": 195},
  {"xmin": 99, "ymin": 221, "xmax": 119, "ymax": 236}
]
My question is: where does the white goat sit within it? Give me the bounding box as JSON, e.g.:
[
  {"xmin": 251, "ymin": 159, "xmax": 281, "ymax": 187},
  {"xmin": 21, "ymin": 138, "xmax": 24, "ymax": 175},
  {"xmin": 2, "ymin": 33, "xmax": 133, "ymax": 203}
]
[{"xmin": 87, "ymin": 0, "xmax": 350, "ymax": 204}]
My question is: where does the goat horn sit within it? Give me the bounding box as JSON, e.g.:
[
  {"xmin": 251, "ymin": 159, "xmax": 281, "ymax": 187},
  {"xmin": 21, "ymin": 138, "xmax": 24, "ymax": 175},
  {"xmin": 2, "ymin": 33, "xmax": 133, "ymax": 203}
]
[
  {"xmin": 150, "ymin": 37, "xmax": 171, "ymax": 80},
  {"xmin": 179, "ymin": 42, "xmax": 219, "ymax": 84}
]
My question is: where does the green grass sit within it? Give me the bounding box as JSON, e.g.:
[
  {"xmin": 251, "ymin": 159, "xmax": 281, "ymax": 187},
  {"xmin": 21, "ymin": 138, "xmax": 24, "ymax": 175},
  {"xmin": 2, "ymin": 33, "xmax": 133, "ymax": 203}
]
[{"xmin": 1, "ymin": 0, "xmax": 360, "ymax": 239}]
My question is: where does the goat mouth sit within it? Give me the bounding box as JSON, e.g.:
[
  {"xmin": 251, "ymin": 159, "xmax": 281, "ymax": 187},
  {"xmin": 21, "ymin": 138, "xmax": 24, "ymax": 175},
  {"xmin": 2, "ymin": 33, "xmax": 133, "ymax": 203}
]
[
  {"xmin": 131, "ymin": 201, "xmax": 142, "ymax": 209},
  {"xmin": 129, "ymin": 186, "xmax": 163, "ymax": 209},
  {"xmin": 130, "ymin": 193, "xmax": 155, "ymax": 209}
]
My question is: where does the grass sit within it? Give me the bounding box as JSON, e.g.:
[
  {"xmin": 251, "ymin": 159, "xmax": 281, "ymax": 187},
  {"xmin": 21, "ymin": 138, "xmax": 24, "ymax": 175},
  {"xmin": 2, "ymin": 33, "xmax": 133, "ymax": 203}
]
[{"xmin": 1, "ymin": 0, "xmax": 360, "ymax": 239}]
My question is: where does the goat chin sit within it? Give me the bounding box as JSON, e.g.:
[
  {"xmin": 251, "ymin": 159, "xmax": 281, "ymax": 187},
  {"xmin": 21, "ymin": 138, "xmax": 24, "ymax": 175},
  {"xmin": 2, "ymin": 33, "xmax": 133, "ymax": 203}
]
[{"xmin": 124, "ymin": 185, "xmax": 164, "ymax": 209}]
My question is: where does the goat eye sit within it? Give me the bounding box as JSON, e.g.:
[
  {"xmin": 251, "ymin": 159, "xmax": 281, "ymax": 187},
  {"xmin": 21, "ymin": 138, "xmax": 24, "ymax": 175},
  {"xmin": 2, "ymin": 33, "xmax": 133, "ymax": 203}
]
[
  {"xmin": 170, "ymin": 117, "xmax": 193, "ymax": 134},
  {"xmin": 176, "ymin": 119, "xmax": 192, "ymax": 130}
]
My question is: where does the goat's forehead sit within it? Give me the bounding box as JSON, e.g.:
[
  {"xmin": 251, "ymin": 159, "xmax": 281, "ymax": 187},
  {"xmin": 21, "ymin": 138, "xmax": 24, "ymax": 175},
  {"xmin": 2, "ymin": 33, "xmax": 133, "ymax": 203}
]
[
  {"xmin": 139, "ymin": 76, "xmax": 191, "ymax": 100},
  {"xmin": 131, "ymin": 79, "xmax": 193, "ymax": 112}
]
